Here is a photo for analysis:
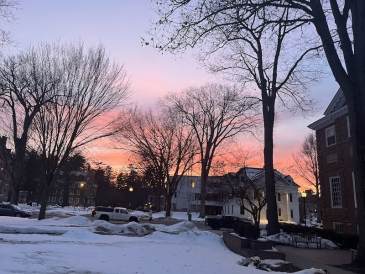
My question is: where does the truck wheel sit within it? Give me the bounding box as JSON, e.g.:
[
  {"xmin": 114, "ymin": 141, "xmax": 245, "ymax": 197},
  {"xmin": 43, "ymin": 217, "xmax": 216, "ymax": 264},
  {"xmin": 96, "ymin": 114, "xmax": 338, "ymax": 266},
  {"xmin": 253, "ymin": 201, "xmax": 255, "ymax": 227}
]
[
  {"xmin": 213, "ymin": 223, "xmax": 221, "ymax": 230},
  {"xmin": 129, "ymin": 217, "xmax": 138, "ymax": 222},
  {"xmin": 99, "ymin": 215, "xmax": 109, "ymax": 222}
]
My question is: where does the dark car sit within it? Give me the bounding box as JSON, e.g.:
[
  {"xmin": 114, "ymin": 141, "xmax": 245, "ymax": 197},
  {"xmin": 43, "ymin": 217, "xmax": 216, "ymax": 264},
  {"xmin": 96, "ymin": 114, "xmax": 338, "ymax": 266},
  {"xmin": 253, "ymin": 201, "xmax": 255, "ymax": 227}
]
[{"xmin": 0, "ymin": 203, "xmax": 32, "ymax": 218}]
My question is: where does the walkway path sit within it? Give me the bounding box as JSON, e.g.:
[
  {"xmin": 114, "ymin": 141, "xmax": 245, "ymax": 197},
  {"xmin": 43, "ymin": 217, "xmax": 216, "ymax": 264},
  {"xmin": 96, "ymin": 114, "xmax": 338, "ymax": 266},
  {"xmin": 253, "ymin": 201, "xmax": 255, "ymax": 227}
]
[{"xmin": 275, "ymin": 245, "xmax": 355, "ymax": 274}]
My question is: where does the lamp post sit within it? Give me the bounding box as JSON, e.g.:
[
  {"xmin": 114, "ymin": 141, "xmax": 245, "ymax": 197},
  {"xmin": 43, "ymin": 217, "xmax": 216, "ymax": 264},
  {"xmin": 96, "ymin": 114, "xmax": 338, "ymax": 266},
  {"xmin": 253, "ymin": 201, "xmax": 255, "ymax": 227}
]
[
  {"xmin": 129, "ymin": 187, "xmax": 133, "ymax": 208},
  {"xmin": 301, "ymin": 191, "xmax": 307, "ymax": 226}
]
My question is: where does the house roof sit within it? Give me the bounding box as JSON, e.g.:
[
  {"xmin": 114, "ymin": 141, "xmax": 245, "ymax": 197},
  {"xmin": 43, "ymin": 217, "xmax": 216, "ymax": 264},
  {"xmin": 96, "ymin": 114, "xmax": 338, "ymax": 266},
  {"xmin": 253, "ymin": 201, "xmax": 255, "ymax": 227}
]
[
  {"xmin": 234, "ymin": 167, "xmax": 300, "ymax": 188},
  {"xmin": 308, "ymin": 88, "xmax": 348, "ymax": 130}
]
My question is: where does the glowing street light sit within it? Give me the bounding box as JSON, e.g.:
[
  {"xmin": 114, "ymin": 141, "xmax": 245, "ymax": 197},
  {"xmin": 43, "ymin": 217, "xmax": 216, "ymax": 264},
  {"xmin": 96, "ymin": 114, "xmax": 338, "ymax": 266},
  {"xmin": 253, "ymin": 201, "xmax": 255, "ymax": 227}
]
[{"xmin": 129, "ymin": 187, "xmax": 133, "ymax": 208}]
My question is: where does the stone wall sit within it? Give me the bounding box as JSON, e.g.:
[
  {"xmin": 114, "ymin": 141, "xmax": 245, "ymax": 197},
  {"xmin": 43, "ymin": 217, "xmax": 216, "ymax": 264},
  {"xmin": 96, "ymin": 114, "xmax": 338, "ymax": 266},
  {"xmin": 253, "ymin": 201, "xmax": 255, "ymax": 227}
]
[{"xmin": 223, "ymin": 232, "xmax": 286, "ymax": 260}]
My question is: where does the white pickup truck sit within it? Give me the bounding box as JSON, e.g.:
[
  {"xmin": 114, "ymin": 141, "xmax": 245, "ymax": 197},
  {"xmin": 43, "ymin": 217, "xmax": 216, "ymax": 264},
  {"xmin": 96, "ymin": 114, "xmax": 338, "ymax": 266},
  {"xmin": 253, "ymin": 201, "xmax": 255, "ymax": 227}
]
[{"xmin": 95, "ymin": 206, "xmax": 142, "ymax": 222}]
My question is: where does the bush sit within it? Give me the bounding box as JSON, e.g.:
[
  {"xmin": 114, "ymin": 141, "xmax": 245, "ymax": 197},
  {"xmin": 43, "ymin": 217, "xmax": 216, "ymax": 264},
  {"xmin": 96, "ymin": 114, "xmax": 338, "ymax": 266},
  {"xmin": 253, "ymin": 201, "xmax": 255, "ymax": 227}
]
[
  {"xmin": 233, "ymin": 221, "xmax": 241, "ymax": 233},
  {"xmin": 237, "ymin": 222, "xmax": 251, "ymax": 237},
  {"xmin": 244, "ymin": 224, "xmax": 260, "ymax": 239}
]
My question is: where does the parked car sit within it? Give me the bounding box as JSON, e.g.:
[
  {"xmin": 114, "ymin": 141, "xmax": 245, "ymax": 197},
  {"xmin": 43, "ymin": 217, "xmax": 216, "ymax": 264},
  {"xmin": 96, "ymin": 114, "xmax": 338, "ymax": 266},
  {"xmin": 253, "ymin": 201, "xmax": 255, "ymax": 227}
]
[
  {"xmin": 205, "ymin": 215, "xmax": 253, "ymax": 230},
  {"xmin": 95, "ymin": 206, "xmax": 142, "ymax": 222},
  {"xmin": 0, "ymin": 203, "xmax": 32, "ymax": 218}
]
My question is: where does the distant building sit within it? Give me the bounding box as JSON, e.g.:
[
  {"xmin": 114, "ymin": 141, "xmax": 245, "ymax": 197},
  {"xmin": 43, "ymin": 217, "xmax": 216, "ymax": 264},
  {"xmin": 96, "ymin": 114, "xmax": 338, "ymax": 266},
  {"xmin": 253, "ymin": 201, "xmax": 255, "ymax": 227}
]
[
  {"xmin": 34, "ymin": 170, "xmax": 96, "ymax": 207},
  {"xmin": 171, "ymin": 167, "xmax": 300, "ymax": 223},
  {"xmin": 308, "ymin": 88, "xmax": 357, "ymax": 234}
]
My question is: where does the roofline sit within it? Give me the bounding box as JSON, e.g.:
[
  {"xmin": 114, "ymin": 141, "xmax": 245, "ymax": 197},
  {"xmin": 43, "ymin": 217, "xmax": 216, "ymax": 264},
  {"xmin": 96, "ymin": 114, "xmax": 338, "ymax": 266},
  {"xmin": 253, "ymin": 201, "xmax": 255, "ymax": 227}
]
[
  {"xmin": 308, "ymin": 105, "xmax": 348, "ymax": 130},
  {"xmin": 323, "ymin": 87, "xmax": 343, "ymax": 115}
]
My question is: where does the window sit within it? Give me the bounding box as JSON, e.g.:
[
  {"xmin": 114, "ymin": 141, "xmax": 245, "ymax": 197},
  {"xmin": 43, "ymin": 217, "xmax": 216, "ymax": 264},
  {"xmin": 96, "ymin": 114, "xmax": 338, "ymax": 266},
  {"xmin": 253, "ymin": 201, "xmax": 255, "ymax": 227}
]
[
  {"xmin": 60, "ymin": 190, "xmax": 64, "ymax": 194},
  {"xmin": 352, "ymin": 172, "xmax": 357, "ymax": 208},
  {"xmin": 69, "ymin": 198, "xmax": 73, "ymax": 203},
  {"xmin": 333, "ymin": 222, "xmax": 343, "ymax": 234},
  {"xmin": 174, "ymin": 192, "xmax": 177, "ymax": 198},
  {"xmin": 290, "ymin": 209, "xmax": 293, "ymax": 218},
  {"xmin": 51, "ymin": 197, "xmax": 56, "ymax": 202},
  {"xmin": 240, "ymin": 206, "xmax": 245, "ymax": 215},
  {"xmin": 325, "ymin": 125, "xmax": 336, "ymax": 147},
  {"xmin": 330, "ymin": 176, "xmax": 342, "ymax": 208},
  {"xmin": 289, "ymin": 193, "xmax": 293, "ymax": 202},
  {"xmin": 278, "ymin": 208, "xmax": 281, "ymax": 217},
  {"xmin": 53, "ymin": 189, "xmax": 57, "ymax": 194},
  {"xmin": 75, "ymin": 198, "xmax": 79, "ymax": 204},
  {"xmin": 59, "ymin": 197, "xmax": 63, "ymax": 203},
  {"xmin": 69, "ymin": 190, "xmax": 74, "ymax": 195},
  {"xmin": 76, "ymin": 190, "xmax": 80, "ymax": 196},
  {"xmin": 277, "ymin": 193, "xmax": 281, "ymax": 201},
  {"xmin": 231, "ymin": 205, "xmax": 234, "ymax": 214}
]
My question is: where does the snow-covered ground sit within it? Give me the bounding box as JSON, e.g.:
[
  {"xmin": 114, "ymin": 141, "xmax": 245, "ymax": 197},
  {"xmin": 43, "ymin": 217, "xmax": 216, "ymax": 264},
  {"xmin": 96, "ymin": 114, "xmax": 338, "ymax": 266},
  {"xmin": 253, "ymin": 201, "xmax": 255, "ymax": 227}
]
[{"xmin": 0, "ymin": 205, "xmax": 332, "ymax": 274}]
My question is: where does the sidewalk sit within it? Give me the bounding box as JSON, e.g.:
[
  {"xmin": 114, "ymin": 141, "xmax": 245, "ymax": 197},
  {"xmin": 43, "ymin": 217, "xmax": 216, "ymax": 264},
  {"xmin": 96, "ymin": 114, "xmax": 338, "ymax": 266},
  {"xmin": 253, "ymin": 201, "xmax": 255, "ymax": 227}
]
[{"xmin": 276, "ymin": 245, "xmax": 355, "ymax": 274}]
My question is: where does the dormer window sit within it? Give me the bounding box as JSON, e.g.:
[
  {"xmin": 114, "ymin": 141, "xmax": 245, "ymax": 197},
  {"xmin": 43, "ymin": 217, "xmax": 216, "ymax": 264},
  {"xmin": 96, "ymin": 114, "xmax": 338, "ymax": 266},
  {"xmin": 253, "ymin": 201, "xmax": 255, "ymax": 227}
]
[{"xmin": 325, "ymin": 125, "xmax": 336, "ymax": 147}]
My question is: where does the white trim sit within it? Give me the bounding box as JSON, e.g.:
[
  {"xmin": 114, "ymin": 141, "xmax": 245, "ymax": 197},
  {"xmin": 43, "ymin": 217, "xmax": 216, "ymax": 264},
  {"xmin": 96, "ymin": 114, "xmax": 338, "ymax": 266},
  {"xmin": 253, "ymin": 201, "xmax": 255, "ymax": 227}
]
[
  {"xmin": 308, "ymin": 105, "xmax": 348, "ymax": 130},
  {"xmin": 352, "ymin": 172, "xmax": 357, "ymax": 208},
  {"xmin": 333, "ymin": 222, "xmax": 343, "ymax": 233},
  {"xmin": 329, "ymin": 176, "xmax": 342, "ymax": 208},
  {"xmin": 347, "ymin": 116, "xmax": 351, "ymax": 137}
]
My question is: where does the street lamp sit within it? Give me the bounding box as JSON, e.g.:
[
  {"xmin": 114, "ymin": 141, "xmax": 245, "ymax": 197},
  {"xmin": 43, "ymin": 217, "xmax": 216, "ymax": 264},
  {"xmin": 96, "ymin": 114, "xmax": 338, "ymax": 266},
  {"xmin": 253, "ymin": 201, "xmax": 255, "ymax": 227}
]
[
  {"xmin": 129, "ymin": 187, "xmax": 133, "ymax": 208},
  {"xmin": 301, "ymin": 191, "xmax": 307, "ymax": 226}
]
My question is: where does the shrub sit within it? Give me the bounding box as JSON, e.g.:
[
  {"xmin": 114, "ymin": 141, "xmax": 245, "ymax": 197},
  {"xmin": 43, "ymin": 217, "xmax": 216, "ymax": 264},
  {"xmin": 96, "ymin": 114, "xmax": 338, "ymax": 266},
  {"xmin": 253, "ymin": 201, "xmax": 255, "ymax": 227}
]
[
  {"xmin": 245, "ymin": 224, "xmax": 260, "ymax": 239},
  {"xmin": 233, "ymin": 222, "xmax": 240, "ymax": 233},
  {"xmin": 237, "ymin": 222, "xmax": 251, "ymax": 237}
]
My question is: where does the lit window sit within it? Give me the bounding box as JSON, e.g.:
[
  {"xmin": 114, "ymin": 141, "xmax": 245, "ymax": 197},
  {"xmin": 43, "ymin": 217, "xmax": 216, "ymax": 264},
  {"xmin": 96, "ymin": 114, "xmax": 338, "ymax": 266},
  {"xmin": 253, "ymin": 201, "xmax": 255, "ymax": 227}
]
[
  {"xmin": 325, "ymin": 125, "xmax": 336, "ymax": 147},
  {"xmin": 330, "ymin": 176, "xmax": 342, "ymax": 208}
]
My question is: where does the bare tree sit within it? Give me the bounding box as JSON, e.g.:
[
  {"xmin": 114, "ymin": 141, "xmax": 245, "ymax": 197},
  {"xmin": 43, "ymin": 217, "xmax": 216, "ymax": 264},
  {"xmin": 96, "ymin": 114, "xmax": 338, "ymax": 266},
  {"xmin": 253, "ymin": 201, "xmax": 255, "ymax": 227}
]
[
  {"xmin": 148, "ymin": 3, "xmax": 322, "ymax": 234},
  {"xmin": 151, "ymin": 0, "xmax": 365, "ymax": 264},
  {"xmin": 0, "ymin": 44, "xmax": 60, "ymax": 204},
  {"xmin": 31, "ymin": 42, "xmax": 130, "ymax": 220},
  {"xmin": 291, "ymin": 132, "xmax": 321, "ymax": 223},
  {"xmin": 0, "ymin": 0, "xmax": 19, "ymax": 50},
  {"xmin": 162, "ymin": 83, "xmax": 260, "ymax": 218},
  {"xmin": 220, "ymin": 169, "xmax": 266, "ymax": 227},
  {"xmin": 116, "ymin": 107, "xmax": 199, "ymax": 216}
]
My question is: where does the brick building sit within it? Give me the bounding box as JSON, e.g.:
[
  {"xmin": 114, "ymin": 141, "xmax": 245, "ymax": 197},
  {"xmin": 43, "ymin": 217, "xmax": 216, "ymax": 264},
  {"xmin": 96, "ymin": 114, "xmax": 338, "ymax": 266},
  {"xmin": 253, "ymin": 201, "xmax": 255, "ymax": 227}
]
[{"xmin": 308, "ymin": 88, "xmax": 357, "ymax": 234}]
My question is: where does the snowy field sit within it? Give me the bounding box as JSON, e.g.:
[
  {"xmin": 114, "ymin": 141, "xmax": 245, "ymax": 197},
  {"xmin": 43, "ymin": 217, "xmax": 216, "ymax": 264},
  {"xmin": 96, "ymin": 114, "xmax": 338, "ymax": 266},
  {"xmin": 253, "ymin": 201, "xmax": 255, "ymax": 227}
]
[{"xmin": 0, "ymin": 205, "xmax": 331, "ymax": 274}]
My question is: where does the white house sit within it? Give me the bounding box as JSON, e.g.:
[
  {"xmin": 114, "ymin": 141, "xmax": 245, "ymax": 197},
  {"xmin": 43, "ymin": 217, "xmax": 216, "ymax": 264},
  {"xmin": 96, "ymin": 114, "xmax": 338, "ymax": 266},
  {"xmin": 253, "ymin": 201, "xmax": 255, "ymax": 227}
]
[{"xmin": 171, "ymin": 167, "xmax": 300, "ymax": 224}]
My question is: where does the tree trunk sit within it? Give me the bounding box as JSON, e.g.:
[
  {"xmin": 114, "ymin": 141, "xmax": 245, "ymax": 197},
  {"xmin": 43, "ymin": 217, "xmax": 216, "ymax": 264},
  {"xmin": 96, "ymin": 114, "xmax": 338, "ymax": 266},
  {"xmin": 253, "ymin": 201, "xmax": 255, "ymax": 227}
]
[
  {"xmin": 262, "ymin": 96, "xmax": 280, "ymax": 236},
  {"xmin": 346, "ymin": 85, "xmax": 365, "ymax": 265},
  {"xmin": 315, "ymin": 185, "xmax": 322, "ymax": 223},
  {"xmin": 165, "ymin": 195, "xmax": 172, "ymax": 217},
  {"xmin": 199, "ymin": 164, "xmax": 208, "ymax": 218},
  {"xmin": 10, "ymin": 138, "xmax": 27, "ymax": 204},
  {"xmin": 38, "ymin": 185, "xmax": 51, "ymax": 220}
]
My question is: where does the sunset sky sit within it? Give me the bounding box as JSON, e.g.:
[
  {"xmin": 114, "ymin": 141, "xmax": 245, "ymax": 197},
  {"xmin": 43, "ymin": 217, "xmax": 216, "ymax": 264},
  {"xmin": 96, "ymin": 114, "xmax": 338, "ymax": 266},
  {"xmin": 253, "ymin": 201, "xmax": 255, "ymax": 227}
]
[{"xmin": 4, "ymin": 1, "xmax": 340, "ymax": 188}]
